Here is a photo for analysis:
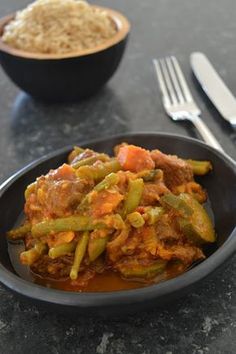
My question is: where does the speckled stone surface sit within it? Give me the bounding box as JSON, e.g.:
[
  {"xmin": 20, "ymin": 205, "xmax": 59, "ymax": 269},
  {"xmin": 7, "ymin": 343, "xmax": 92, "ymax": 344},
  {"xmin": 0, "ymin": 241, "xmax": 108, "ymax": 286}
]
[{"xmin": 0, "ymin": 0, "xmax": 235, "ymax": 353}]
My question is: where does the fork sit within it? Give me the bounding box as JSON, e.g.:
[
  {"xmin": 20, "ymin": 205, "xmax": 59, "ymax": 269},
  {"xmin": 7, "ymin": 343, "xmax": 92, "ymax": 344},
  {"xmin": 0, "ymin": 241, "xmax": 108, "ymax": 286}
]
[{"xmin": 153, "ymin": 56, "xmax": 224, "ymax": 153}]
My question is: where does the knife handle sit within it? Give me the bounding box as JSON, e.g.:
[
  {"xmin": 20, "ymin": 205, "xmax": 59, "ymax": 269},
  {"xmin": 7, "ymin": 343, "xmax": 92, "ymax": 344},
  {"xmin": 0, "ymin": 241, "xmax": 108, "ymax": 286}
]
[{"xmin": 189, "ymin": 114, "xmax": 225, "ymax": 153}]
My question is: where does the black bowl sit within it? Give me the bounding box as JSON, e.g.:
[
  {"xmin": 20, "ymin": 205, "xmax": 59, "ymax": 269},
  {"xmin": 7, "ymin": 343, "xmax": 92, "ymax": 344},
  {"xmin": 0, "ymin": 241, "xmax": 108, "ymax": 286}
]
[
  {"xmin": 0, "ymin": 133, "xmax": 235, "ymax": 316},
  {"xmin": 0, "ymin": 7, "xmax": 130, "ymax": 102}
]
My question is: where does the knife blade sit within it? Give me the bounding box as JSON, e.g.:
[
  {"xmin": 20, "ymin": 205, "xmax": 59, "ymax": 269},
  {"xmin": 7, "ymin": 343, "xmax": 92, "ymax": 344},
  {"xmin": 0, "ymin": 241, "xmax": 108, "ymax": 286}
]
[{"xmin": 190, "ymin": 52, "xmax": 236, "ymax": 128}]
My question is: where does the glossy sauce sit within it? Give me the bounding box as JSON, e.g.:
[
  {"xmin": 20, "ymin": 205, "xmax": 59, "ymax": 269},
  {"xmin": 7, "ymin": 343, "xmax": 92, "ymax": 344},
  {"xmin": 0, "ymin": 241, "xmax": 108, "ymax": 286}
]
[{"xmin": 33, "ymin": 262, "xmax": 187, "ymax": 292}]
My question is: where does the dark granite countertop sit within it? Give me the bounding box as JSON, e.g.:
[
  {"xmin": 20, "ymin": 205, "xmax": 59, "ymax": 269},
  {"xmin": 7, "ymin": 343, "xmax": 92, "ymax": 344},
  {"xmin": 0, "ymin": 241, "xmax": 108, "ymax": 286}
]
[{"xmin": 0, "ymin": 0, "xmax": 236, "ymax": 353}]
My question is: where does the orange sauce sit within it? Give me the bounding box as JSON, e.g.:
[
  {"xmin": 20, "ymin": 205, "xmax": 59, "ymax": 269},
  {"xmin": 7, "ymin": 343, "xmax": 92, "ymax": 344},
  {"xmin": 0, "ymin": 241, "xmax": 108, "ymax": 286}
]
[
  {"xmin": 32, "ymin": 262, "xmax": 187, "ymax": 292},
  {"xmin": 33, "ymin": 270, "xmax": 148, "ymax": 292}
]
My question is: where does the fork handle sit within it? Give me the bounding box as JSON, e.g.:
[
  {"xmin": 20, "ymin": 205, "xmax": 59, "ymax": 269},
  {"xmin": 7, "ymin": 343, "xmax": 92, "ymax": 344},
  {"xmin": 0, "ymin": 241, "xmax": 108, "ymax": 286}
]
[{"xmin": 189, "ymin": 114, "xmax": 225, "ymax": 153}]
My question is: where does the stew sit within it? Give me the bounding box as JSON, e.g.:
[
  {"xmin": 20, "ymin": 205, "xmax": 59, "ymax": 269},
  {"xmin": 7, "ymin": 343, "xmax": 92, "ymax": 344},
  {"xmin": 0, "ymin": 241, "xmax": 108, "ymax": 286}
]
[{"xmin": 7, "ymin": 143, "xmax": 215, "ymax": 292}]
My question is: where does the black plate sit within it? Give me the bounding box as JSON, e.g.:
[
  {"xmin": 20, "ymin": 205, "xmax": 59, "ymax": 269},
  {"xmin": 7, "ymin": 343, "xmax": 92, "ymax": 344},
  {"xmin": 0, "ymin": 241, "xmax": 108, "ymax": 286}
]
[{"xmin": 0, "ymin": 132, "xmax": 235, "ymax": 316}]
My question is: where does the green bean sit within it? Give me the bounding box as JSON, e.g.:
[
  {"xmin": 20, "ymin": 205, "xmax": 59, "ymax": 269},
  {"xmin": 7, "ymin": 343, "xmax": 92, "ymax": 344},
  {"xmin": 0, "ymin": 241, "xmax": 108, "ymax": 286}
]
[
  {"xmin": 88, "ymin": 235, "xmax": 109, "ymax": 262},
  {"xmin": 72, "ymin": 154, "xmax": 109, "ymax": 169},
  {"xmin": 94, "ymin": 173, "xmax": 119, "ymax": 192},
  {"xmin": 32, "ymin": 214, "xmax": 124, "ymax": 238},
  {"xmin": 145, "ymin": 207, "xmax": 164, "ymax": 225},
  {"xmin": 137, "ymin": 169, "xmax": 163, "ymax": 182},
  {"xmin": 68, "ymin": 146, "xmax": 85, "ymax": 164},
  {"xmin": 78, "ymin": 173, "xmax": 119, "ymax": 212},
  {"xmin": 20, "ymin": 242, "xmax": 47, "ymax": 265},
  {"xmin": 7, "ymin": 223, "xmax": 31, "ymax": 240},
  {"xmin": 122, "ymin": 178, "xmax": 144, "ymax": 217},
  {"xmin": 48, "ymin": 241, "xmax": 76, "ymax": 259},
  {"xmin": 127, "ymin": 212, "xmax": 145, "ymax": 228},
  {"xmin": 186, "ymin": 159, "xmax": 212, "ymax": 175},
  {"xmin": 73, "ymin": 146, "xmax": 84, "ymax": 155},
  {"xmin": 76, "ymin": 159, "xmax": 121, "ymax": 181},
  {"xmin": 70, "ymin": 232, "xmax": 89, "ymax": 280}
]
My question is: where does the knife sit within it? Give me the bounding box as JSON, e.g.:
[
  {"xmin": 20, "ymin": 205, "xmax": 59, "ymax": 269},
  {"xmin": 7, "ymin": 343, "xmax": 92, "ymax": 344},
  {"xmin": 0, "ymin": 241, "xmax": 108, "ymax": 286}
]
[{"xmin": 190, "ymin": 52, "xmax": 236, "ymax": 129}]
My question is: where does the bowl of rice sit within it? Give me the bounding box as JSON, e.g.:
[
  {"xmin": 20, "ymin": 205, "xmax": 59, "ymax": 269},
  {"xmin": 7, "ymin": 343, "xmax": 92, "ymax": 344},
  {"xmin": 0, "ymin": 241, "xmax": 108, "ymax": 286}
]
[{"xmin": 0, "ymin": 0, "xmax": 130, "ymax": 102}]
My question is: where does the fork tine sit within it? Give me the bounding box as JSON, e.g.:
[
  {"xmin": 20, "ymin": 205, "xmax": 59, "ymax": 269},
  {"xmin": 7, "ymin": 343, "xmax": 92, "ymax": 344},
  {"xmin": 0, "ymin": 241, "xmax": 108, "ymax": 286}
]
[
  {"xmin": 159, "ymin": 58, "xmax": 178, "ymax": 106},
  {"xmin": 165, "ymin": 57, "xmax": 185, "ymax": 104},
  {"xmin": 153, "ymin": 59, "xmax": 171, "ymax": 107},
  {"xmin": 170, "ymin": 56, "xmax": 193, "ymax": 102}
]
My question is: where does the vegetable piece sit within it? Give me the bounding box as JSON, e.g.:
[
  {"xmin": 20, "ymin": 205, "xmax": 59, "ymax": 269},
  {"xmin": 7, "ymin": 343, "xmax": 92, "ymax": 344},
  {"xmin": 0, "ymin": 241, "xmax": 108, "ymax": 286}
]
[
  {"xmin": 137, "ymin": 169, "xmax": 163, "ymax": 182},
  {"xmin": 160, "ymin": 193, "xmax": 193, "ymax": 217},
  {"xmin": 94, "ymin": 173, "xmax": 119, "ymax": 192},
  {"xmin": 117, "ymin": 259, "xmax": 167, "ymax": 278},
  {"xmin": 7, "ymin": 223, "xmax": 31, "ymax": 240},
  {"xmin": 122, "ymin": 178, "xmax": 144, "ymax": 217},
  {"xmin": 72, "ymin": 154, "xmax": 108, "ymax": 169},
  {"xmin": 76, "ymin": 160, "xmax": 121, "ymax": 181},
  {"xmin": 186, "ymin": 159, "xmax": 212, "ymax": 175},
  {"xmin": 177, "ymin": 193, "xmax": 216, "ymax": 244},
  {"xmin": 88, "ymin": 235, "xmax": 109, "ymax": 262},
  {"xmin": 68, "ymin": 146, "xmax": 84, "ymax": 164},
  {"xmin": 20, "ymin": 242, "xmax": 47, "ymax": 265},
  {"xmin": 144, "ymin": 207, "xmax": 164, "ymax": 225},
  {"xmin": 78, "ymin": 173, "xmax": 120, "ymax": 212},
  {"xmin": 32, "ymin": 214, "xmax": 124, "ymax": 237},
  {"xmin": 127, "ymin": 212, "xmax": 145, "ymax": 228},
  {"xmin": 70, "ymin": 232, "xmax": 89, "ymax": 280},
  {"xmin": 117, "ymin": 144, "xmax": 155, "ymax": 172},
  {"xmin": 48, "ymin": 241, "xmax": 76, "ymax": 259}
]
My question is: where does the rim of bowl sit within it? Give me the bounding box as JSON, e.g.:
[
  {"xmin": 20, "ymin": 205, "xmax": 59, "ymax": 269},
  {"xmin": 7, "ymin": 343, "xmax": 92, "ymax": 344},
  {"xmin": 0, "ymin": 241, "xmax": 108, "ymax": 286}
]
[
  {"xmin": 0, "ymin": 6, "xmax": 130, "ymax": 60},
  {"xmin": 0, "ymin": 132, "xmax": 235, "ymax": 308}
]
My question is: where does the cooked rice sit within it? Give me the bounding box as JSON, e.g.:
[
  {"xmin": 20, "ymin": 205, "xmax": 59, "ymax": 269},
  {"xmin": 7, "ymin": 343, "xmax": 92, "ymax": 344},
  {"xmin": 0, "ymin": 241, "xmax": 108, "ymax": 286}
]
[{"xmin": 2, "ymin": 0, "xmax": 117, "ymax": 54}]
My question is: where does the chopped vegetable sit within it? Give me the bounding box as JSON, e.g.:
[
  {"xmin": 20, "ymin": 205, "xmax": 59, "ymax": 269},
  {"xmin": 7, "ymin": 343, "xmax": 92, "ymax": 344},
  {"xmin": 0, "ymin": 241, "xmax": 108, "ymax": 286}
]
[
  {"xmin": 76, "ymin": 160, "xmax": 121, "ymax": 181},
  {"xmin": 144, "ymin": 207, "xmax": 164, "ymax": 225},
  {"xmin": 20, "ymin": 242, "xmax": 47, "ymax": 265},
  {"xmin": 70, "ymin": 232, "xmax": 89, "ymax": 280},
  {"xmin": 48, "ymin": 241, "xmax": 76, "ymax": 259},
  {"xmin": 137, "ymin": 169, "xmax": 163, "ymax": 182},
  {"xmin": 68, "ymin": 146, "xmax": 84, "ymax": 164},
  {"xmin": 117, "ymin": 144, "xmax": 155, "ymax": 172},
  {"xmin": 177, "ymin": 193, "xmax": 216, "ymax": 244},
  {"xmin": 7, "ymin": 223, "xmax": 31, "ymax": 240},
  {"xmin": 160, "ymin": 193, "xmax": 193, "ymax": 217},
  {"xmin": 32, "ymin": 214, "xmax": 125, "ymax": 237},
  {"xmin": 122, "ymin": 178, "xmax": 144, "ymax": 217},
  {"xmin": 88, "ymin": 234, "xmax": 109, "ymax": 262},
  {"xmin": 127, "ymin": 212, "xmax": 145, "ymax": 228},
  {"xmin": 186, "ymin": 159, "xmax": 212, "ymax": 176},
  {"xmin": 94, "ymin": 173, "xmax": 119, "ymax": 192},
  {"xmin": 72, "ymin": 153, "xmax": 109, "ymax": 169},
  {"xmin": 117, "ymin": 259, "xmax": 167, "ymax": 278}
]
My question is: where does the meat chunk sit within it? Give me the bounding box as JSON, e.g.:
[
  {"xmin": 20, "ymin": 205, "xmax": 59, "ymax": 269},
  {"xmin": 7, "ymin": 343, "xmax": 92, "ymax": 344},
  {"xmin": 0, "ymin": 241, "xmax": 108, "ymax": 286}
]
[
  {"xmin": 151, "ymin": 150, "xmax": 193, "ymax": 189},
  {"xmin": 156, "ymin": 243, "xmax": 205, "ymax": 264},
  {"xmin": 25, "ymin": 164, "xmax": 94, "ymax": 221},
  {"xmin": 140, "ymin": 181, "xmax": 169, "ymax": 205}
]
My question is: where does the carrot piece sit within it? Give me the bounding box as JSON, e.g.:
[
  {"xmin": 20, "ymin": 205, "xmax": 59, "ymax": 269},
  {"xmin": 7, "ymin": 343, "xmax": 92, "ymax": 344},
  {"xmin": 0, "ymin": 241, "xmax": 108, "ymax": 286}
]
[{"xmin": 117, "ymin": 145, "xmax": 155, "ymax": 172}]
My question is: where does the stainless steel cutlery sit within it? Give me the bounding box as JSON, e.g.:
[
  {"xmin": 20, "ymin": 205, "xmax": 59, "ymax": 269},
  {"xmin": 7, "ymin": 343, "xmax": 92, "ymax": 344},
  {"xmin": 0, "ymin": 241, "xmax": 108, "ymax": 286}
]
[
  {"xmin": 191, "ymin": 52, "xmax": 236, "ymax": 129},
  {"xmin": 153, "ymin": 56, "xmax": 224, "ymax": 153}
]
